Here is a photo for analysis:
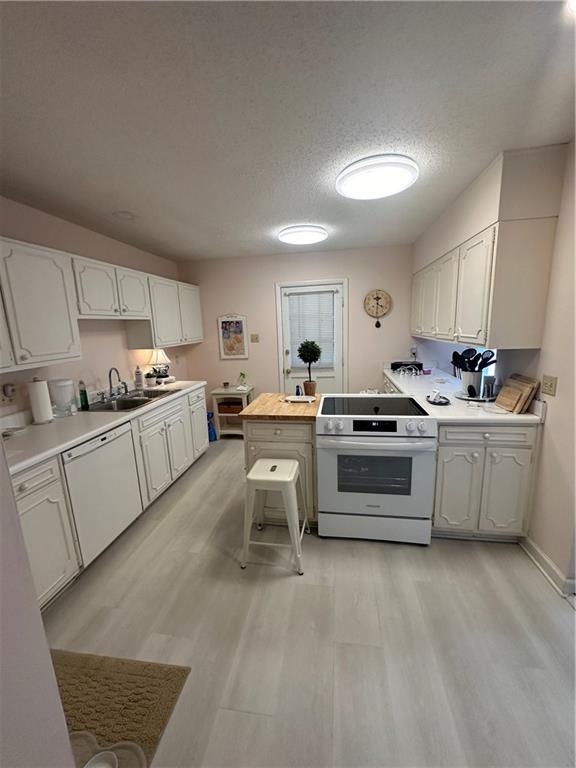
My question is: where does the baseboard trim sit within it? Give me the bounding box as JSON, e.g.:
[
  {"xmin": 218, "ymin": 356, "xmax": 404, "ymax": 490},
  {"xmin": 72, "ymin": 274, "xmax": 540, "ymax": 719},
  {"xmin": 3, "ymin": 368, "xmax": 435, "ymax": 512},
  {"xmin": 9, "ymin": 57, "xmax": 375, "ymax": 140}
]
[{"xmin": 520, "ymin": 537, "xmax": 575, "ymax": 596}]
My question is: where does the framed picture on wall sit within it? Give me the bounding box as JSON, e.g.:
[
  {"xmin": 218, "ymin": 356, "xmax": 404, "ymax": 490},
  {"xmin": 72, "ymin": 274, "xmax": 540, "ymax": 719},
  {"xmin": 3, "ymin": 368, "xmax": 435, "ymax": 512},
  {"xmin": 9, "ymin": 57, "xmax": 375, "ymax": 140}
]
[{"xmin": 217, "ymin": 314, "xmax": 249, "ymax": 359}]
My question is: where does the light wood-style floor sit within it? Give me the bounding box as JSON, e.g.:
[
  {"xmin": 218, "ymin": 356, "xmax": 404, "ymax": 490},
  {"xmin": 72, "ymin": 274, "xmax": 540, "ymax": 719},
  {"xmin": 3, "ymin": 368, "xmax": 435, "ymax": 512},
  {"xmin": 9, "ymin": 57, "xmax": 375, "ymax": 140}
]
[{"xmin": 44, "ymin": 439, "xmax": 575, "ymax": 768}]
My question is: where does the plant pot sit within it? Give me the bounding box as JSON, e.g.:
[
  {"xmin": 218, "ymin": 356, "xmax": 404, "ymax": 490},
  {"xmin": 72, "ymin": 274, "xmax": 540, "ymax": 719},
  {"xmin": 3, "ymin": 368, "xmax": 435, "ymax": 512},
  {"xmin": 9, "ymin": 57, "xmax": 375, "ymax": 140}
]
[{"xmin": 303, "ymin": 380, "xmax": 317, "ymax": 396}]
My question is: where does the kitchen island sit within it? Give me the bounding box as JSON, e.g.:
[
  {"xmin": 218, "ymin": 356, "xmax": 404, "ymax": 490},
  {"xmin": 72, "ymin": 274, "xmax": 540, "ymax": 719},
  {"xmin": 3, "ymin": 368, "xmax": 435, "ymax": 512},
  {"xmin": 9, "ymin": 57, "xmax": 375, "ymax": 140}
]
[{"xmin": 240, "ymin": 393, "xmax": 320, "ymax": 522}]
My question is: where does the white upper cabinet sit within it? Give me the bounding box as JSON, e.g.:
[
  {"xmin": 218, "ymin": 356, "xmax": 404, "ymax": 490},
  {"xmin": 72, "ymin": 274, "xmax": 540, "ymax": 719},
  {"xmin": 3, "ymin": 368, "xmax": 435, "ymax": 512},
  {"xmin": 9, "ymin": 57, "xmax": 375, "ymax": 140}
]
[
  {"xmin": 179, "ymin": 283, "xmax": 204, "ymax": 343},
  {"xmin": 149, "ymin": 277, "xmax": 183, "ymax": 346},
  {"xmin": 74, "ymin": 258, "xmax": 120, "ymax": 317},
  {"xmin": 410, "ymin": 271, "xmax": 424, "ymax": 336},
  {"xmin": 454, "ymin": 227, "xmax": 495, "ymax": 346},
  {"xmin": 419, "ymin": 267, "xmax": 438, "ymax": 337},
  {"xmin": 0, "ymin": 239, "xmax": 81, "ymax": 366},
  {"xmin": 116, "ymin": 268, "xmax": 150, "ymax": 318},
  {"xmin": 0, "ymin": 298, "xmax": 15, "ymax": 369},
  {"xmin": 434, "ymin": 248, "xmax": 458, "ymax": 340}
]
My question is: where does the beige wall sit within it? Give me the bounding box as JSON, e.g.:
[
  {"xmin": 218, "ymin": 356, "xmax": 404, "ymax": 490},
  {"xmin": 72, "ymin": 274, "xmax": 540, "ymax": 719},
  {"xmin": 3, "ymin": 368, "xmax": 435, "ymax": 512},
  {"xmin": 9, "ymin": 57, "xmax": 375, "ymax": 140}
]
[
  {"xmin": 527, "ymin": 143, "xmax": 575, "ymax": 584},
  {"xmin": 0, "ymin": 197, "xmax": 184, "ymax": 405},
  {"xmin": 179, "ymin": 247, "xmax": 413, "ymax": 397},
  {"xmin": 0, "ymin": 445, "xmax": 74, "ymax": 768}
]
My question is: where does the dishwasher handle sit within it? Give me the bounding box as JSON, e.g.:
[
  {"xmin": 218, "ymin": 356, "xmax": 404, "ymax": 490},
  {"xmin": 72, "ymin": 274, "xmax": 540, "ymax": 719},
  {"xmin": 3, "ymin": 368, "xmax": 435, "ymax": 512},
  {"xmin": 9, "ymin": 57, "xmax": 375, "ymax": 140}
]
[{"xmin": 62, "ymin": 422, "xmax": 132, "ymax": 462}]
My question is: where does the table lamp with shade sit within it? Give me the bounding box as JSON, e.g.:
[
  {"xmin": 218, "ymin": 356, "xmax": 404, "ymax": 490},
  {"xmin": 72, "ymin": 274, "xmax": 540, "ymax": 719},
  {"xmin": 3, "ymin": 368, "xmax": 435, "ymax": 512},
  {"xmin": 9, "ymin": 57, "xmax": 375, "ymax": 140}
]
[{"xmin": 148, "ymin": 348, "xmax": 173, "ymax": 383}]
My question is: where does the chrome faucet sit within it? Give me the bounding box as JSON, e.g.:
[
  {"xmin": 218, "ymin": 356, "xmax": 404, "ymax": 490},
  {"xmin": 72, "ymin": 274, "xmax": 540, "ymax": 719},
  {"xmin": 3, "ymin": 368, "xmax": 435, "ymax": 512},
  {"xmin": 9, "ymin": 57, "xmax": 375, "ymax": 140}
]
[{"xmin": 108, "ymin": 367, "xmax": 128, "ymax": 398}]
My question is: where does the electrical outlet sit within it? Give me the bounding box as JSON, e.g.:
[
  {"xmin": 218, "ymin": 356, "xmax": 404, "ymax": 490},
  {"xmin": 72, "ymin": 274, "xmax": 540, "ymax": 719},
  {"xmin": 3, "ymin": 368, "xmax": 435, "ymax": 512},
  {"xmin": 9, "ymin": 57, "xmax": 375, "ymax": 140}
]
[
  {"xmin": 541, "ymin": 374, "xmax": 558, "ymax": 397},
  {"xmin": 250, "ymin": 333, "xmax": 260, "ymax": 343},
  {"xmin": 0, "ymin": 383, "xmax": 16, "ymax": 407}
]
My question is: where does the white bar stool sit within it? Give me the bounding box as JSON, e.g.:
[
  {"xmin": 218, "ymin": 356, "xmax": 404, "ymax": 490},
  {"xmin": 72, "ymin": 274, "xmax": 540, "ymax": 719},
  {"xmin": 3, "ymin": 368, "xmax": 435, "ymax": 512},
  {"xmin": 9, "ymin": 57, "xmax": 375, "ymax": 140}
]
[{"xmin": 241, "ymin": 458, "xmax": 309, "ymax": 575}]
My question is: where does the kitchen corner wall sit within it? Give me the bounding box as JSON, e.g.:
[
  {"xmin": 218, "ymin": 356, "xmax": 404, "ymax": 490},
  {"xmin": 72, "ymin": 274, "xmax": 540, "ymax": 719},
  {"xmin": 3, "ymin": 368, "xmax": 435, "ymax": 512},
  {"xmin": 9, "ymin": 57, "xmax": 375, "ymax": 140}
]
[
  {"xmin": 178, "ymin": 246, "xmax": 413, "ymax": 396},
  {"xmin": 526, "ymin": 142, "xmax": 575, "ymax": 589},
  {"xmin": 0, "ymin": 196, "xmax": 186, "ymax": 407}
]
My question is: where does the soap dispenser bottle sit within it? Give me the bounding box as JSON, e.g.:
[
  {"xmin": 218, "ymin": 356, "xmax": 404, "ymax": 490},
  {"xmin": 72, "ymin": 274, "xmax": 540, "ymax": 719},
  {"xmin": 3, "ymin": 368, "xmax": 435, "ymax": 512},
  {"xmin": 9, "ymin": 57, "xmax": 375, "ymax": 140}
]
[{"xmin": 134, "ymin": 365, "xmax": 144, "ymax": 390}]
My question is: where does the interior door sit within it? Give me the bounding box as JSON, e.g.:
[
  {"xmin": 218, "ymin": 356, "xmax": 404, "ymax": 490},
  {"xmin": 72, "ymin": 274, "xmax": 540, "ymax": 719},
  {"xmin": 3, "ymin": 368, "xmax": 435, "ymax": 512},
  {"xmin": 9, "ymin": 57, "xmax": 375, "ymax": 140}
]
[{"xmin": 278, "ymin": 282, "xmax": 345, "ymax": 393}]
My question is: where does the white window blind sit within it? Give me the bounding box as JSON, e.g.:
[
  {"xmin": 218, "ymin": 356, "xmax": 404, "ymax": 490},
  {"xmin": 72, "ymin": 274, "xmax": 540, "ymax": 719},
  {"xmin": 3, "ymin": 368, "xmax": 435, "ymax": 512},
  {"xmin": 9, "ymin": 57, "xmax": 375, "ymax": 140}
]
[{"xmin": 287, "ymin": 290, "xmax": 335, "ymax": 369}]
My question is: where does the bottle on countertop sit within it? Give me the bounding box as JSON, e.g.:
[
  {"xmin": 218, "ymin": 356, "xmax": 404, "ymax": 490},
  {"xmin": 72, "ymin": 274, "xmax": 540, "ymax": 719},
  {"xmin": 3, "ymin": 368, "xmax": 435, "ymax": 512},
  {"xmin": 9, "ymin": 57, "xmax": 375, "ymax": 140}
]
[
  {"xmin": 295, "ymin": 385, "xmax": 302, "ymax": 396},
  {"xmin": 134, "ymin": 365, "xmax": 144, "ymax": 390},
  {"xmin": 78, "ymin": 380, "xmax": 89, "ymax": 411}
]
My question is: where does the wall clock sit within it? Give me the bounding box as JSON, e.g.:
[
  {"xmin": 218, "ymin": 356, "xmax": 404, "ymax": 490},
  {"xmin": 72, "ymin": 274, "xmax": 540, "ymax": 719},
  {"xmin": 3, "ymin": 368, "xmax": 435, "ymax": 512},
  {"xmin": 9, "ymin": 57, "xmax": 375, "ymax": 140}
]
[{"xmin": 363, "ymin": 289, "xmax": 392, "ymax": 328}]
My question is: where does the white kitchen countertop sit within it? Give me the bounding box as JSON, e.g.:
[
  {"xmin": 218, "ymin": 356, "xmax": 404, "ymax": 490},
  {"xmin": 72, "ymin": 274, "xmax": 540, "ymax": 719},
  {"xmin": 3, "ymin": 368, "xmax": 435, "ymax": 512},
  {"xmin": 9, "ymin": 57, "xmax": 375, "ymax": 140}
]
[
  {"xmin": 3, "ymin": 381, "xmax": 207, "ymax": 475},
  {"xmin": 384, "ymin": 368, "xmax": 542, "ymax": 425}
]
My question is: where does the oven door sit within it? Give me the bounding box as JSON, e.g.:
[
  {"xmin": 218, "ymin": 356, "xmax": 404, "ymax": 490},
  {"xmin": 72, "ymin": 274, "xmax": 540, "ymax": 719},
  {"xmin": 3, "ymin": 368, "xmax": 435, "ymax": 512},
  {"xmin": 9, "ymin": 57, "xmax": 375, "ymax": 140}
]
[{"xmin": 317, "ymin": 436, "xmax": 436, "ymax": 519}]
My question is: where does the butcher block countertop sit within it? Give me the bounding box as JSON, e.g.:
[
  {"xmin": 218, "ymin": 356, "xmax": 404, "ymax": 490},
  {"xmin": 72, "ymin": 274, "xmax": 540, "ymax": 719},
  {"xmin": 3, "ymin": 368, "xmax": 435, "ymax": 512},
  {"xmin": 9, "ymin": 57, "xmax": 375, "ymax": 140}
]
[{"xmin": 239, "ymin": 392, "xmax": 320, "ymax": 421}]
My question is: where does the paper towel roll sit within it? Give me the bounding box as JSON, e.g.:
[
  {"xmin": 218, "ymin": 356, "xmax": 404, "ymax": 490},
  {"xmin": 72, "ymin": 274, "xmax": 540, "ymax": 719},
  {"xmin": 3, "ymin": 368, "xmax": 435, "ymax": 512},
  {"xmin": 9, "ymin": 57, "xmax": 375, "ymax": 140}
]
[{"xmin": 27, "ymin": 379, "xmax": 54, "ymax": 424}]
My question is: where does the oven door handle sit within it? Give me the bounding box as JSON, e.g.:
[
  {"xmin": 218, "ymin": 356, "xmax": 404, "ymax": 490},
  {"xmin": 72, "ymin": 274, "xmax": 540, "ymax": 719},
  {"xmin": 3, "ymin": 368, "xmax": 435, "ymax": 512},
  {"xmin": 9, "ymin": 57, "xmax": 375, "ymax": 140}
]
[{"xmin": 317, "ymin": 437, "xmax": 437, "ymax": 453}]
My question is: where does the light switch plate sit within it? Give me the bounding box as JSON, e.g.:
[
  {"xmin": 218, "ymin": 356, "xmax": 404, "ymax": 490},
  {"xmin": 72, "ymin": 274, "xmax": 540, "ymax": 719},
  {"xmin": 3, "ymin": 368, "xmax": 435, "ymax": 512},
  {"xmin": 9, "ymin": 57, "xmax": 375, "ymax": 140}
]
[
  {"xmin": 541, "ymin": 374, "xmax": 557, "ymax": 397},
  {"xmin": 250, "ymin": 333, "xmax": 260, "ymax": 343}
]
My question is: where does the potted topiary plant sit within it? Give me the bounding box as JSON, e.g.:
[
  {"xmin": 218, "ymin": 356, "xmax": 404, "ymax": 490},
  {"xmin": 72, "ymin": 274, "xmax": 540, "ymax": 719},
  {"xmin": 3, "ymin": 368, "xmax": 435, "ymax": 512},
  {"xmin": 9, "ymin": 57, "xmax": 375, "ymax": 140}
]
[{"xmin": 297, "ymin": 340, "xmax": 322, "ymax": 396}]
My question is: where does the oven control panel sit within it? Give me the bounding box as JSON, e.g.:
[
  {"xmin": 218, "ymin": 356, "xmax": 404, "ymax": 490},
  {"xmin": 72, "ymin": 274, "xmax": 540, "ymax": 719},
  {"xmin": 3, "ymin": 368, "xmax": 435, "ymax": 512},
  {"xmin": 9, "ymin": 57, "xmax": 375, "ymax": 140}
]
[{"xmin": 320, "ymin": 416, "xmax": 437, "ymax": 437}]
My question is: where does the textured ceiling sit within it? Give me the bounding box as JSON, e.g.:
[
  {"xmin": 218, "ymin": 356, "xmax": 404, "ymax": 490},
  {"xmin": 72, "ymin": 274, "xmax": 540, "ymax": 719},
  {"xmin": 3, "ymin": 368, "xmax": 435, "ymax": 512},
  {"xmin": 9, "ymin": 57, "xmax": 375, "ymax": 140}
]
[{"xmin": 0, "ymin": 2, "xmax": 574, "ymax": 260}]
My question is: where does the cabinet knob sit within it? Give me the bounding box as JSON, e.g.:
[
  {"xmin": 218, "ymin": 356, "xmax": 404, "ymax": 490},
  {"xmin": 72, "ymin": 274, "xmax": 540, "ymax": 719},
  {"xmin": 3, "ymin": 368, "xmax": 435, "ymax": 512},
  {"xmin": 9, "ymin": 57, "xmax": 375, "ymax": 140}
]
[
  {"xmin": 250, "ymin": 446, "xmax": 255, "ymax": 451},
  {"xmin": 18, "ymin": 482, "xmax": 28, "ymax": 492},
  {"xmin": 19, "ymin": 353, "xmax": 28, "ymax": 361},
  {"xmin": 471, "ymin": 452, "xmax": 480, "ymax": 460},
  {"xmin": 483, "ymin": 433, "xmax": 491, "ymax": 440},
  {"xmin": 275, "ymin": 428, "xmax": 281, "ymax": 436},
  {"xmin": 114, "ymin": 307, "xmax": 119, "ymax": 313}
]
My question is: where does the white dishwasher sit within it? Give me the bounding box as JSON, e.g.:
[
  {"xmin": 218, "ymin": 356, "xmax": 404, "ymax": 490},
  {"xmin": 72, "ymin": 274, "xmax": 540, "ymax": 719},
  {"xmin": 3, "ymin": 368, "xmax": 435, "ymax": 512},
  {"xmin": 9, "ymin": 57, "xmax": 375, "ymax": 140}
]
[{"xmin": 63, "ymin": 422, "xmax": 143, "ymax": 566}]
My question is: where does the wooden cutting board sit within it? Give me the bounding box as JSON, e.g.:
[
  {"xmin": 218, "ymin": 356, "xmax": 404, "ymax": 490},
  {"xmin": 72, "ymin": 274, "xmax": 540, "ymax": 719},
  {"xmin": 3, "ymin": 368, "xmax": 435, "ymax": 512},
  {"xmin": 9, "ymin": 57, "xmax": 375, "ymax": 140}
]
[
  {"xmin": 510, "ymin": 374, "xmax": 539, "ymax": 413},
  {"xmin": 495, "ymin": 384, "xmax": 524, "ymax": 412}
]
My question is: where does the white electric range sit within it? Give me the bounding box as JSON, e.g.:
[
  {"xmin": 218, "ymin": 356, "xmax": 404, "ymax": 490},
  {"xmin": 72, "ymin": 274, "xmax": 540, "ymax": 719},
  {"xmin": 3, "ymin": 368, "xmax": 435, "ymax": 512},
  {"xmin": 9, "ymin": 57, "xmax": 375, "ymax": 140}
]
[{"xmin": 316, "ymin": 394, "xmax": 438, "ymax": 544}]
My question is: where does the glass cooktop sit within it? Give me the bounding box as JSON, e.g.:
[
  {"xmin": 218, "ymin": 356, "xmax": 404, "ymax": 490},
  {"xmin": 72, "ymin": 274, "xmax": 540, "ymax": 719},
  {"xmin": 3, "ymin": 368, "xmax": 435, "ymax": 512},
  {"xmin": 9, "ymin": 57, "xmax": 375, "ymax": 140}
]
[{"xmin": 321, "ymin": 396, "xmax": 428, "ymax": 417}]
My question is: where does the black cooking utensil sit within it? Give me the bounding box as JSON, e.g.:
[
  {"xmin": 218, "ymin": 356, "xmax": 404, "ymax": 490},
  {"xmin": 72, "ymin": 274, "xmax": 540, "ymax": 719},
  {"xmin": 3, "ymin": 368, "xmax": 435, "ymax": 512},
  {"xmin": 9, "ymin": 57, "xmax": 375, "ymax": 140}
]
[
  {"xmin": 479, "ymin": 350, "xmax": 494, "ymax": 368},
  {"xmin": 468, "ymin": 352, "xmax": 482, "ymax": 371},
  {"xmin": 460, "ymin": 348, "xmax": 477, "ymax": 371},
  {"xmin": 467, "ymin": 384, "xmax": 477, "ymax": 398},
  {"xmin": 451, "ymin": 351, "xmax": 463, "ymax": 378},
  {"xmin": 478, "ymin": 357, "xmax": 497, "ymax": 371}
]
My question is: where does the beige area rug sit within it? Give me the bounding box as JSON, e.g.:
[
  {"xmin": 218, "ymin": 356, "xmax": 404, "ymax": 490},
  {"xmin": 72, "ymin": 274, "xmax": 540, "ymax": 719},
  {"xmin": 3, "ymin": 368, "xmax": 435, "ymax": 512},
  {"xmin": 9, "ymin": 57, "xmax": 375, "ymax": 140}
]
[{"xmin": 51, "ymin": 649, "xmax": 191, "ymax": 765}]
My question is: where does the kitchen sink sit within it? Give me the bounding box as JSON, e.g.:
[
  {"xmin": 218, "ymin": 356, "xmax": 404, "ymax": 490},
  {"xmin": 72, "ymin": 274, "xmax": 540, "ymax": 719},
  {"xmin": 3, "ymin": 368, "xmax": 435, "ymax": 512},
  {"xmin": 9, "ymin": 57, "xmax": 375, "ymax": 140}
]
[{"xmin": 89, "ymin": 388, "xmax": 182, "ymax": 412}]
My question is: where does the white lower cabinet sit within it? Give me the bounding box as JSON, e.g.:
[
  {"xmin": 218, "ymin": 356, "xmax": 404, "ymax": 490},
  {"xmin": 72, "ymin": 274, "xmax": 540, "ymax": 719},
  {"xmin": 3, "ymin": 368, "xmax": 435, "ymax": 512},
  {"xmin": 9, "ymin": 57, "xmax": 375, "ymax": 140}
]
[
  {"xmin": 135, "ymin": 389, "xmax": 206, "ymax": 507},
  {"xmin": 13, "ymin": 459, "xmax": 79, "ymax": 607},
  {"xmin": 478, "ymin": 447, "xmax": 532, "ymax": 534},
  {"xmin": 434, "ymin": 446, "xmax": 484, "ymax": 531},
  {"xmin": 190, "ymin": 400, "xmax": 209, "ymax": 459},
  {"xmin": 139, "ymin": 421, "xmax": 173, "ymax": 503},
  {"xmin": 166, "ymin": 409, "xmax": 194, "ymax": 479},
  {"xmin": 433, "ymin": 427, "xmax": 535, "ymax": 537}
]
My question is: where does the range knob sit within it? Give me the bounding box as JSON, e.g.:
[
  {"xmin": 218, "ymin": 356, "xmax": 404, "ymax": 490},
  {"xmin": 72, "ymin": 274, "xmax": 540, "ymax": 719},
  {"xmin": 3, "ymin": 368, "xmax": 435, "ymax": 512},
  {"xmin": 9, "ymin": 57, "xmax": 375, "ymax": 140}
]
[
  {"xmin": 325, "ymin": 419, "xmax": 335, "ymax": 433},
  {"xmin": 335, "ymin": 420, "xmax": 344, "ymax": 432},
  {"xmin": 417, "ymin": 421, "xmax": 427, "ymax": 433},
  {"xmin": 406, "ymin": 421, "xmax": 416, "ymax": 433}
]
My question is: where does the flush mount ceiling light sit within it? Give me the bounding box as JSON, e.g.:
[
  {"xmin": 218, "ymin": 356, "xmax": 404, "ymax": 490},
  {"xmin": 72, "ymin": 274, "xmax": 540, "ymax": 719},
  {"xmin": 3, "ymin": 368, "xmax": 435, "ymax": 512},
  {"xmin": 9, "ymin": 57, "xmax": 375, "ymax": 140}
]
[
  {"xmin": 336, "ymin": 154, "xmax": 419, "ymax": 200},
  {"xmin": 277, "ymin": 224, "xmax": 328, "ymax": 245}
]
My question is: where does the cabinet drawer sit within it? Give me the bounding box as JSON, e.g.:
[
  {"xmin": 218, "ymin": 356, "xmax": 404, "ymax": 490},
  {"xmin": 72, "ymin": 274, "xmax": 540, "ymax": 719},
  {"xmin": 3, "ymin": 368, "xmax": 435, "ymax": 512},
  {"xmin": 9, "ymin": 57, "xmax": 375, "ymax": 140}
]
[
  {"xmin": 439, "ymin": 425, "xmax": 537, "ymax": 448},
  {"xmin": 188, "ymin": 389, "xmax": 205, "ymax": 406},
  {"xmin": 244, "ymin": 421, "xmax": 314, "ymax": 443},
  {"xmin": 136, "ymin": 396, "xmax": 186, "ymax": 432},
  {"xmin": 12, "ymin": 457, "xmax": 61, "ymax": 500}
]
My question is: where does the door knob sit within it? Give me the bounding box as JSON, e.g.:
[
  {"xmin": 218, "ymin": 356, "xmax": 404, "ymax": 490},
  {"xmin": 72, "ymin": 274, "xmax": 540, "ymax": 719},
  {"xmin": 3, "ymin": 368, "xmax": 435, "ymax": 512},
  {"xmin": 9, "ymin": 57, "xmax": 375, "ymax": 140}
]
[{"xmin": 285, "ymin": 368, "xmax": 292, "ymax": 375}]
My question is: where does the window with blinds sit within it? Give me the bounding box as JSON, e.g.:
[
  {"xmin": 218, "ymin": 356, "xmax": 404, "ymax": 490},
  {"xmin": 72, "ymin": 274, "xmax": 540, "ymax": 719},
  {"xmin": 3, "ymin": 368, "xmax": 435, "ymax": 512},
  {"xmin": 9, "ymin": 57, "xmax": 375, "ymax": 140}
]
[{"xmin": 287, "ymin": 290, "xmax": 336, "ymax": 369}]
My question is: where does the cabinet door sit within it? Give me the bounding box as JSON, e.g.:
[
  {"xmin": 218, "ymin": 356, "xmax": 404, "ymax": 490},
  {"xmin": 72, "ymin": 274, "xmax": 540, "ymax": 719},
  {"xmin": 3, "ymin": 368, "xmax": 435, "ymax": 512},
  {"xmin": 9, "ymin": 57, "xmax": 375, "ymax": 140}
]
[
  {"xmin": 434, "ymin": 249, "xmax": 459, "ymax": 340},
  {"xmin": 149, "ymin": 277, "xmax": 183, "ymax": 346},
  {"xmin": 410, "ymin": 271, "xmax": 424, "ymax": 335},
  {"xmin": 478, "ymin": 448, "xmax": 532, "ymax": 535},
  {"xmin": 17, "ymin": 480, "xmax": 79, "ymax": 607},
  {"xmin": 117, "ymin": 268, "xmax": 151, "ymax": 318},
  {"xmin": 420, "ymin": 266, "xmax": 439, "ymax": 336},
  {"xmin": 178, "ymin": 283, "xmax": 203, "ymax": 343},
  {"xmin": 245, "ymin": 440, "xmax": 315, "ymax": 522},
  {"xmin": 434, "ymin": 446, "xmax": 484, "ymax": 531},
  {"xmin": 455, "ymin": 226, "xmax": 495, "ymax": 346},
  {"xmin": 0, "ymin": 240, "xmax": 81, "ymax": 366},
  {"xmin": 190, "ymin": 401, "xmax": 209, "ymax": 459},
  {"xmin": 0, "ymin": 297, "xmax": 15, "ymax": 369},
  {"xmin": 73, "ymin": 258, "xmax": 120, "ymax": 317},
  {"xmin": 139, "ymin": 423, "xmax": 172, "ymax": 504},
  {"xmin": 166, "ymin": 409, "xmax": 194, "ymax": 479}
]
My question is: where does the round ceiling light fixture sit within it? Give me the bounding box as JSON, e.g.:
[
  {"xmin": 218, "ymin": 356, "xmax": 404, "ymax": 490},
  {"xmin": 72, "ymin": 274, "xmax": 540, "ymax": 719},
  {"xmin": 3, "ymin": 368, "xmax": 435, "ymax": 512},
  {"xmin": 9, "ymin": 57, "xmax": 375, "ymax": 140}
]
[
  {"xmin": 335, "ymin": 154, "xmax": 419, "ymax": 200},
  {"xmin": 277, "ymin": 224, "xmax": 328, "ymax": 245}
]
